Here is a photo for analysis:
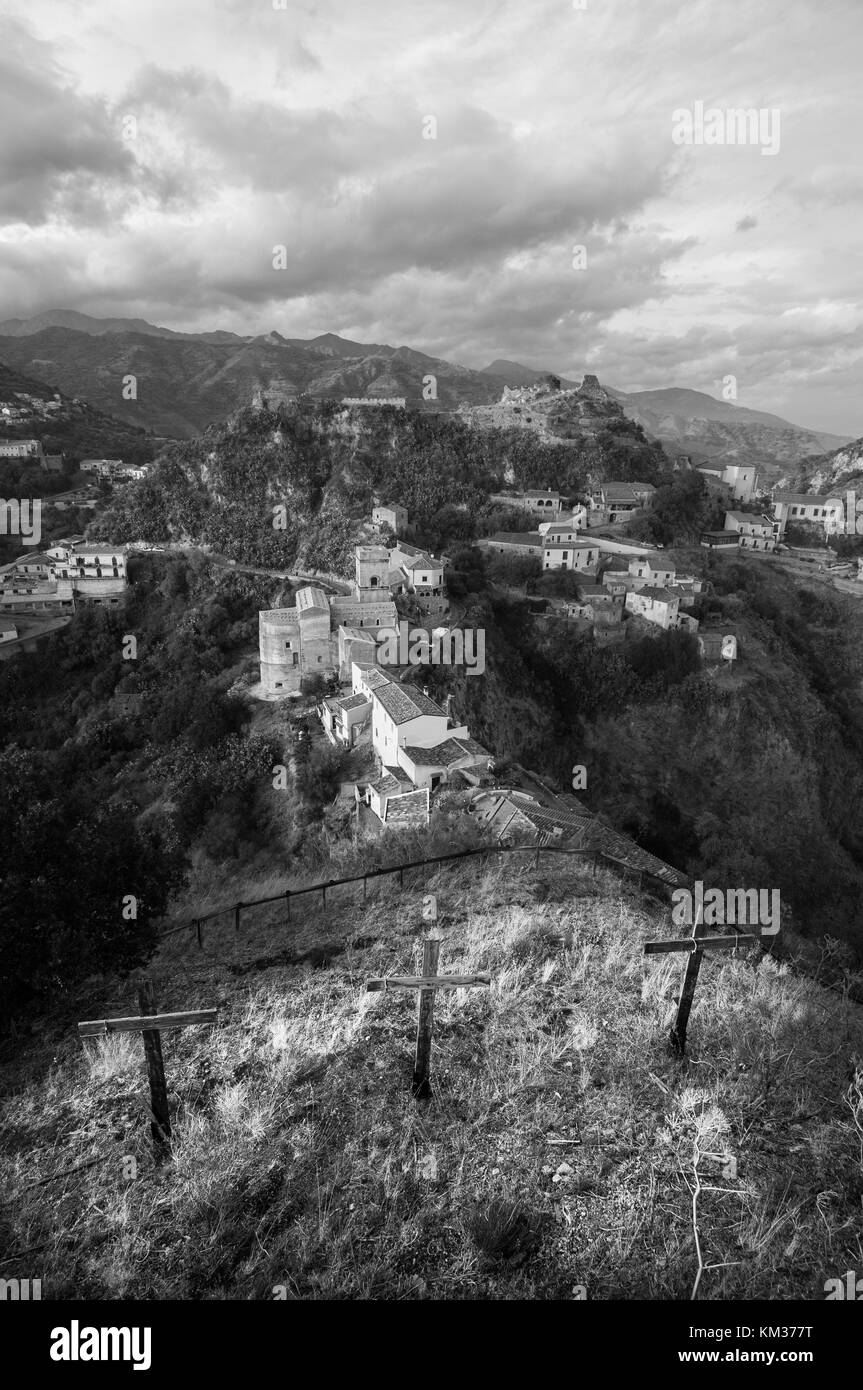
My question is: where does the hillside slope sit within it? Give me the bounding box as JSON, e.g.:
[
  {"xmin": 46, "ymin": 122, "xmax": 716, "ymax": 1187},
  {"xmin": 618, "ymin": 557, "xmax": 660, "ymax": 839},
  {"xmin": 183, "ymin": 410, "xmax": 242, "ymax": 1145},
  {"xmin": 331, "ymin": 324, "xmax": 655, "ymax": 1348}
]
[
  {"xmin": 0, "ymin": 329, "xmax": 504, "ymax": 437},
  {"xmin": 611, "ymin": 388, "xmax": 849, "ymax": 482},
  {"xmin": 2, "ymin": 852, "xmax": 861, "ymax": 1300},
  {"xmin": 793, "ymin": 436, "xmax": 863, "ymax": 496},
  {"xmin": 0, "ymin": 358, "xmax": 155, "ymax": 463}
]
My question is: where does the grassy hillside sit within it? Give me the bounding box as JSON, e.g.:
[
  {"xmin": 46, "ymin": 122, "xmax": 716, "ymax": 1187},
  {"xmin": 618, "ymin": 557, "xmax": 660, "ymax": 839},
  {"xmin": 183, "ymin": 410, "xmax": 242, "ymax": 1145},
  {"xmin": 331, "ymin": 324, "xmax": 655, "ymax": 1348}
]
[{"xmin": 2, "ymin": 853, "xmax": 861, "ymax": 1300}]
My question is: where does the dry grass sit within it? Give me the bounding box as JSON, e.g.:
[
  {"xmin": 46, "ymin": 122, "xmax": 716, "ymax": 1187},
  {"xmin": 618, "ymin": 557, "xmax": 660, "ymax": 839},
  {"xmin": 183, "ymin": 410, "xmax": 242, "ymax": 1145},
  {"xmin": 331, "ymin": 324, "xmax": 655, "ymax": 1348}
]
[{"xmin": 1, "ymin": 856, "xmax": 862, "ymax": 1300}]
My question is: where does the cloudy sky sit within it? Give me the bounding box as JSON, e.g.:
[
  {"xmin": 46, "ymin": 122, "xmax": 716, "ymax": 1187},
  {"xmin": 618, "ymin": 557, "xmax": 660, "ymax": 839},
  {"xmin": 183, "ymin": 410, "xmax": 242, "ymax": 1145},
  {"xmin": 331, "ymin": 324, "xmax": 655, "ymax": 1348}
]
[{"xmin": 1, "ymin": 0, "xmax": 861, "ymax": 433}]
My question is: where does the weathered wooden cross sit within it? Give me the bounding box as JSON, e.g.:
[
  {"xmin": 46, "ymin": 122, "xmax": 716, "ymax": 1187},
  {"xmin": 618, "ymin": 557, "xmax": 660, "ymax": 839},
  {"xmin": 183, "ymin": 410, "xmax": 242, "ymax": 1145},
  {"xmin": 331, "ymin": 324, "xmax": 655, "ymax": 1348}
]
[
  {"xmin": 644, "ymin": 905, "xmax": 758, "ymax": 1054},
  {"xmin": 366, "ymin": 940, "xmax": 491, "ymax": 1098},
  {"xmin": 77, "ymin": 982, "xmax": 217, "ymax": 1161}
]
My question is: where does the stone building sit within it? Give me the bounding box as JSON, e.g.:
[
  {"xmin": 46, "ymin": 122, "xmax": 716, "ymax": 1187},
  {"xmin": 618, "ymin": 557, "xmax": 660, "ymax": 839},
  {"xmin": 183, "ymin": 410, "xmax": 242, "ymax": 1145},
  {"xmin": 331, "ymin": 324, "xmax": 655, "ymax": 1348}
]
[
  {"xmin": 329, "ymin": 546, "xmax": 399, "ymax": 630},
  {"xmin": 488, "ymin": 489, "xmax": 563, "ymax": 518},
  {"xmin": 337, "ymin": 625, "xmax": 377, "ymax": 681},
  {"xmin": 260, "ymin": 544, "xmax": 399, "ymax": 696},
  {"xmin": 625, "ymin": 586, "xmax": 681, "ymax": 630},
  {"xmin": 372, "ymin": 503, "xmax": 408, "ymax": 535},
  {"xmin": 259, "ymin": 608, "xmax": 304, "ymax": 694},
  {"xmin": 589, "ymin": 482, "xmax": 656, "ymax": 525},
  {"xmin": 0, "ymin": 439, "xmax": 42, "ymax": 459},
  {"xmin": 295, "ymin": 586, "xmax": 333, "ymax": 668}
]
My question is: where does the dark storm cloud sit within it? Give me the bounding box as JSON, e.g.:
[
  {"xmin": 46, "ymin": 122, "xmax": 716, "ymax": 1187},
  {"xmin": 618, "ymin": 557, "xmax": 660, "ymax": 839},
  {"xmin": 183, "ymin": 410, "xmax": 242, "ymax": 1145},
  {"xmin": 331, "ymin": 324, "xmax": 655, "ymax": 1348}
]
[{"xmin": 0, "ymin": 19, "xmax": 135, "ymax": 226}]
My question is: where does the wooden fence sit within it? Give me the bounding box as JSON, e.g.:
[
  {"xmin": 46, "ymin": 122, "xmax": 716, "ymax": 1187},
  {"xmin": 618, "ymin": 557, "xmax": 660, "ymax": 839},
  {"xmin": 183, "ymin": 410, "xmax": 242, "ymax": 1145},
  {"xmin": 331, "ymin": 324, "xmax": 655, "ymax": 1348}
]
[{"xmin": 159, "ymin": 842, "xmax": 679, "ymax": 952}]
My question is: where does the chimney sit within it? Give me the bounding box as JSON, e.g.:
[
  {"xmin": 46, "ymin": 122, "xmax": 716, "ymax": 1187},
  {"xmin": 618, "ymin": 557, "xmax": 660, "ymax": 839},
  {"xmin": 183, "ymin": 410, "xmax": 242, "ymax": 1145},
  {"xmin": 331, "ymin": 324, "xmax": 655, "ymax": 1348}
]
[{"xmin": 444, "ymin": 693, "xmax": 454, "ymax": 722}]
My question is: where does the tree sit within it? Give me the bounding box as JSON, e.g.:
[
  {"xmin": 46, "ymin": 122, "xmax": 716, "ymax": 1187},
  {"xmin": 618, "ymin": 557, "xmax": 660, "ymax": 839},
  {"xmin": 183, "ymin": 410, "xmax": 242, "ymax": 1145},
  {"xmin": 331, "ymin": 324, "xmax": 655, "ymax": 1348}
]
[{"xmin": 0, "ymin": 748, "xmax": 186, "ymax": 1022}]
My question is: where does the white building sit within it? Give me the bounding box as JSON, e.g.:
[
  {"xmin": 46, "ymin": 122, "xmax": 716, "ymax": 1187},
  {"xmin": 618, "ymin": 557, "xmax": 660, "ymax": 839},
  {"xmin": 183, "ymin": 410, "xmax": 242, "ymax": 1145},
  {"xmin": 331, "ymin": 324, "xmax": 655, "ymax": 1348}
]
[
  {"xmin": 320, "ymin": 663, "xmax": 490, "ymax": 823},
  {"xmin": 724, "ymin": 512, "xmax": 776, "ymax": 551},
  {"xmin": 771, "ymin": 492, "xmax": 845, "ymax": 538},
  {"xmin": 542, "ymin": 538, "xmax": 600, "ymax": 572},
  {"xmin": 722, "ymin": 465, "xmax": 758, "ymax": 502},
  {"xmin": 0, "ymin": 439, "xmax": 42, "ymax": 459}
]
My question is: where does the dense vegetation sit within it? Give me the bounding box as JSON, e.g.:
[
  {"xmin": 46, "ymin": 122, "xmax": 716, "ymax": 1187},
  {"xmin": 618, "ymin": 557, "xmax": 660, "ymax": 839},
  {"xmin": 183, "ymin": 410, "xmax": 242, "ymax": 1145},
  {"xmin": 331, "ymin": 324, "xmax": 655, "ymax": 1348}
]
[
  {"xmin": 90, "ymin": 399, "xmax": 665, "ymax": 569},
  {"xmin": 425, "ymin": 546, "xmax": 863, "ymax": 963},
  {"xmin": 0, "ymin": 552, "xmax": 350, "ymax": 1021}
]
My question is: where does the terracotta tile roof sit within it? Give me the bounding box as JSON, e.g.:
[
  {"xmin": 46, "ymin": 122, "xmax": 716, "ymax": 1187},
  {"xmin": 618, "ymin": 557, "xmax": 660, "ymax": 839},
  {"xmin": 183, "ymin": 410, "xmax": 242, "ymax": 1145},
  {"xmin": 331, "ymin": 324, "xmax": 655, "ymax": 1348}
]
[
  {"xmin": 773, "ymin": 492, "xmax": 842, "ymax": 505},
  {"xmin": 373, "ymin": 682, "xmax": 447, "ymax": 725},
  {"xmin": 362, "ymin": 668, "xmax": 392, "ymax": 691},
  {"xmin": 369, "ymin": 765, "xmax": 414, "ymax": 795},
  {"xmin": 632, "ymin": 586, "xmax": 676, "ymax": 602},
  {"xmin": 401, "ymin": 736, "xmax": 489, "ymax": 768},
  {"xmin": 295, "ymin": 585, "xmax": 330, "ymax": 613},
  {"xmin": 402, "ymin": 552, "xmax": 438, "ymax": 570}
]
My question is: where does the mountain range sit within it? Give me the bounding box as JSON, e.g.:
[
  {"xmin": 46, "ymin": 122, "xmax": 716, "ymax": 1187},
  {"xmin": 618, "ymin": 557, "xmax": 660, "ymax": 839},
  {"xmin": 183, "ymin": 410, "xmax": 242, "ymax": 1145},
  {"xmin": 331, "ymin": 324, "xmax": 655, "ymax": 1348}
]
[
  {"xmin": 0, "ymin": 311, "xmax": 853, "ymax": 480},
  {"xmin": 0, "ymin": 356, "xmax": 154, "ymax": 463}
]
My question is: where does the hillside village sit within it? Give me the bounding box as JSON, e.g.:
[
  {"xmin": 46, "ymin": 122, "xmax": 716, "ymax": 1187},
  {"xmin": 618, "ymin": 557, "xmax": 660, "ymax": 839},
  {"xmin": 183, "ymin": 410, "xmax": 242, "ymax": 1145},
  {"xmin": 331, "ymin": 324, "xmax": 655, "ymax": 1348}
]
[
  {"xmin": 3, "ymin": 372, "xmax": 863, "ymax": 1315},
  {"xmin": 5, "ymin": 0, "xmax": 863, "ymax": 1339}
]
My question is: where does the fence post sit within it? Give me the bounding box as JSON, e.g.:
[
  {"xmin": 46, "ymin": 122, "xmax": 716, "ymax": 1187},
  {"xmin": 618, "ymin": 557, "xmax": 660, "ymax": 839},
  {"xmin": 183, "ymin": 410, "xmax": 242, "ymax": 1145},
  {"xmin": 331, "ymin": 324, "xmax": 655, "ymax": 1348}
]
[
  {"xmin": 413, "ymin": 938, "xmax": 441, "ymax": 1101},
  {"xmin": 285, "ymin": 890, "xmax": 291, "ymax": 922},
  {"xmin": 363, "ymin": 876, "xmax": 367, "ymax": 902},
  {"xmin": 137, "ymin": 981, "xmax": 171, "ymax": 1163},
  {"xmin": 235, "ymin": 902, "xmax": 242, "ymax": 933},
  {"xmin": 196, "ymin": 920, "xmax": 202, "ymax": 950}
]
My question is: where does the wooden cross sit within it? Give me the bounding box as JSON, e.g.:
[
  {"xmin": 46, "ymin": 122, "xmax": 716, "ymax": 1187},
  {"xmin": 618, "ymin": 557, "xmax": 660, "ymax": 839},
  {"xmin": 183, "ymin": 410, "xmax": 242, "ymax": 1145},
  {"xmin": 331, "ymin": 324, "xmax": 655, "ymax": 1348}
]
[
  {"xmin": 77, "ymin": 982, "xmax": 217, "ymax": 1161},
  {"xmin": 644, "ymin": 905, "xmax": 757, "ymax": 1054},
  {"xmin": 366, "ymin": 939, "xmax": 491, "ymax": 1099}
]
